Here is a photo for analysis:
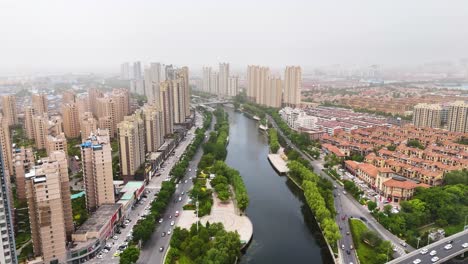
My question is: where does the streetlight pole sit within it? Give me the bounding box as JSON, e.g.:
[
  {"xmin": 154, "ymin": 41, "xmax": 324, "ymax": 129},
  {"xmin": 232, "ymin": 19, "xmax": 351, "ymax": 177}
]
[
  {"xmin": 427, "ymin": 233, "xmax": 431, "ymax": 246},
  {"xmin": 464, "ymin": 215, "xmax": 468, "ymax": 230},
  {"xmin": 417, "ymin": 237, "xmax": 421, "ymax": 249}
]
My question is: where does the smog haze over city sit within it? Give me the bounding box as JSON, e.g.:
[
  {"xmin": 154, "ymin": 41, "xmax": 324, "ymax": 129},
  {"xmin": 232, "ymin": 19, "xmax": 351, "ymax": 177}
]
[{"xmin": 1, "ymin": 0, "xmax": 468, "ymax": 74}]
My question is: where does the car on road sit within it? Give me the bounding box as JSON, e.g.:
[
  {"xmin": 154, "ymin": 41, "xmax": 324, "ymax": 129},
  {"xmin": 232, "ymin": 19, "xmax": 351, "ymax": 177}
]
[
  {"xmin": 429, "ymin": 250, "xmax": 437, "ymax": 256},
  {"xmin": 171, "ymin": 221, "xmax": 175, "ymax": 226},
  {"xmin": 113, "ymin": 252, "xmax": 120, "ymax": 257},
  {"xmin": 431, "ymin": 256, "xmax": 439, "ymax": 262},
  {"xmin": 446, "ymin": 240, "xmax": 453, "ymax": 244},
  {"xmin": 159, "ymin": 218, "xmax": 163, "ymax": 223},
  {"xmin": 112, "ymin": 235, "xmax": 118, "ymax": 240},
  {"xmin": 412, "ymin": 259, "xmax": 421, "ymax": 264},
  {"xmin": 346, "ymin": 231, "xmax": 350, "ymax": 235},
  {"xmin": 463, "ymin": 242, "xmax": 468, "ymax": 248},
  {"xmin": 184, "ymin": 180, "xmax": 188, "ymax": 183},
  {"xmin": 189, "ymin": 169, "xmax": 192, "ymax": 172},
  {"xmin": 420, "ymin": 248, "xmax": 428, "ymax": 254},
  {"xmin": 343, "ymin": 191, "xmax": 347, "ymax": 194},
  {"xmin": 168, "ymin": 229, "xmax": 172, "ymax": 235},
  {"xmin": 400, "ymin": 241, "xmax": 407, "ymax": 247},
  {"xmin": 97, "ymin": 254, "xmax": 103, "ymax": 259},
  {"xmin": 159, "ymin": 246, "xmax": 164, "ymax": 252},
  {"xmin": 161, "ymin": 232, "xmax": 166, "ymax": 237},
  {"xmin": 444, "ymin": 244, "xmax": 453, "ymax": 250},
  {"xmin": 342, "ymin": 244, "xmax": 345, "ymax": 249},
  {"xmin": 181, "ymin": 191, "xmax": 185, "ymax": 195},
  {"xmin": 350, "ymin": 245, "xmax": 353, "ymax": 250},
  {"xmin": 175, "ymin": 211, "xmax": 179, "ymax": 217},
  {"xmin": 178, "ymin": 197, "xmax": 182, "ymax": 202}
]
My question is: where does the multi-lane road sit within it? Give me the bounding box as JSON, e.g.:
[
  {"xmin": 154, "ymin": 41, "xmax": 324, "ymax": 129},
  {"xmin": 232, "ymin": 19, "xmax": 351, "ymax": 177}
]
[
  {"xmin": 137, "ymin": 115, "xmax": 214, "ymax": 264},
  {"xmin": 387, "ymin": 229, "xmax": 468, "ymax": 264}
]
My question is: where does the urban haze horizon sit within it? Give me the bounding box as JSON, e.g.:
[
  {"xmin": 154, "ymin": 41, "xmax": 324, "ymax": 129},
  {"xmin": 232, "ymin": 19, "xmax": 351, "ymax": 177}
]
[{"xmin": 1, "ymin": 0, "xmax": 468, "ymax": 76}]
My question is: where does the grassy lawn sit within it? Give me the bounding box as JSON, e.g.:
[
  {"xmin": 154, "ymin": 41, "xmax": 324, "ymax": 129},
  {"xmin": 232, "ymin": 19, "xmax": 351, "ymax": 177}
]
[{"xmin": 349, "ymin": 219, "xmax": 384, "ymax": 264}]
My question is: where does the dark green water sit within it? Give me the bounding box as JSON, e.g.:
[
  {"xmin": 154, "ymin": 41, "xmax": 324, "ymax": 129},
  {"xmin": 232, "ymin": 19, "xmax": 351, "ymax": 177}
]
[{"xmin": 224, "ymin": 108, "xmax": 334, "ymax": 264}]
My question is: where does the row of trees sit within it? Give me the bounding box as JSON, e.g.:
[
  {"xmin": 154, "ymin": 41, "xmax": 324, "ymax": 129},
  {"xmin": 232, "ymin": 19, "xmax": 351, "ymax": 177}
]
[
  {"xmin": 349, "ymin": 219, "xmax": 392, "ymax": 264},
  {"xmin": 211, "ymin": 161, "xmax": 249, "ymax": 211},
  {"xmin": 287, "ymin": 161, "xmax": 340, "ymax": 246},
  {"xmin": 132, "ymin": 181, "xmax": 176, "ymax": 244},
  {"xmin": 170, "ymin": 128, "xmax": 206, "ymax": 181},
  {"xmin": 166, "ymin": 222, "xmax": 241, "ymax": 264},
  {"xmin": 268, "ymin": 128, "xmax": 280, "ymax": 153}
]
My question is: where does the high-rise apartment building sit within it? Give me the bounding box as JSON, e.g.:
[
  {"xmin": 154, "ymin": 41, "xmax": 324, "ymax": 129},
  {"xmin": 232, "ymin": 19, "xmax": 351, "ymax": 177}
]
[
  {"xmin": 0, "ymin": 148, "xmax": 17, "ymax": 264},
  {"xmin": 159, "ymin": 81, "xmax": 175, "ymax": 136},
  {"xmin": 117, "ymin": 113, "xmax": 145, "ymax": 182},
  {"xmin": 133, "ymin": 61, "xmax": 142, "ymax": 80},
  {"xmin": 13, "ymin": 147, "xmax": 35, "ymax": 202},
  {"xmin": 130, "ymin": 79, "xmax": 145, "ymax": 95},
  {"xmin": 24, "ymin": 106, "xmax": 35, "ymax": 140},
  {"xmin": 76, "ymin": 94, "xmax": 90, "ymax": 117},
  {"xmin": 247, "ymin": 65, "xmax": 270, "ymax": 104},
  {"xmin": 46, "ymin": 133, "xmax": 68, "ymax": 156},
  {"xmin": 95, "ymin": 90, "xmax": 130, "ymax": 137},
  {"xmin": 80, "ymin": 112, "xmax": 98, "ymax": 139},
  {"xmin": 266, "ymin": 77, "xmax": 283, "ymax": 108},
  {"xmin": 98, "ymin": 116, "xmax": 115, "ymax": 138},
  {"xmin": 120, "ymin": 62, "xmax": 131, "ymax": 80},
  {"xmin": 0, "ymin": 115, "xmax": 13, "ymax": 174},
  {"xmin": 202, "ymin": 67, "xmax": 212, "ymax": 93},
  {"xmin": 210, "ymin": 72, "xmax": 219, "ymax": 95},
  {"xmin": 81, "ymin": 129, "xmax": 115, "ymax": 212},
  {"xmin": 228, "ymin": 76, "xmax": 239, "ymax": 97},
  {"xmin": 2, "ymin": 95, "xmax": 18, "ymax": 126},
  {"xmin": 32, "ymin": 93, "xmax": 48, "ymax": 115},
  {"xmin": 218, "ymin": 63, "xmax": 229, "ymax": 96},
  {"xmin": 88, "ymin": 88, "xmax": 103, "ymax": 117},
  {"xmin": 144, "ymin": 63, "xmax": 162, "ymax": 104},
  {"xmin": 142, "ymin": 104, "xmax": 165, "ymax": 153},
  {"xmin": 165, "ymin": 64, "xmax": 176, "ymax": 80},
  {"xmin": 26, "ymin": 151, "xmax": 73, "ymax": 264},
  {"xmin": 283, "ymin": 66, "xmax": 302, "ymax": 107},
  {"xmin": 413, "ymin": 103, "xmax": 442, "ymax": 129},
  {"xmin": 62, "ymin": 90, "xmax": 76, "ymax": 104},
  {"xmin": 172, "ymin": 79, "xmax": 186, "ymax": 124},
  {"xmin": 177, "ymin": 66, "xmax": 191, "ymax": 118},
  {"xmin": 447, "ymin": 101, "xmax": 468, "ymax": 133},
  {"xmin": 32, "ymin": 114, "xmax": 49, "ymax": 150},
  {"xmin": 62, "ymin": 103, "xmax": 81, "ymax": 138}
]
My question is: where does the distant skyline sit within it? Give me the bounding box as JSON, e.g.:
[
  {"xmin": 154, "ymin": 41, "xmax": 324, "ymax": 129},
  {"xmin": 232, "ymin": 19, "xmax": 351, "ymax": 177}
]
[{"xmin": 1, "ymin": 0, "xmax": 468, "ymax": 75}]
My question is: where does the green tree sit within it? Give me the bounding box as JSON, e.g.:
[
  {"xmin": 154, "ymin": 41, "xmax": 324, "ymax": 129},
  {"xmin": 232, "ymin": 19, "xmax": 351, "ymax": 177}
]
[
  {"xmin": 444, "ymin": 169, "xmax": 468, "ymax": 185},
  {"xmin": 119, "ymin": 246, "xmax": 140, "ymax": 264},
  {"xmin": 367, "ymin": 201, "xmax": 377, "ymax": 212}
]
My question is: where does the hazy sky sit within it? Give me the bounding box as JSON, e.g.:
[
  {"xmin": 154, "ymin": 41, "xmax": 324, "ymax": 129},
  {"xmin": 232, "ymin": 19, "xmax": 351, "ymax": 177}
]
[{"xmin": 1, "ymin": 0, "xmax": 468, "ymax": 75}]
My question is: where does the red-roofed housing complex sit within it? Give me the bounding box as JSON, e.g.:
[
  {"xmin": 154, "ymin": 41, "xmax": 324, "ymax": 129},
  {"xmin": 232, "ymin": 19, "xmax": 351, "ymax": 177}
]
[{"xmin": 324, "ymin": 125, "xmax": 467, "ymax": 203}]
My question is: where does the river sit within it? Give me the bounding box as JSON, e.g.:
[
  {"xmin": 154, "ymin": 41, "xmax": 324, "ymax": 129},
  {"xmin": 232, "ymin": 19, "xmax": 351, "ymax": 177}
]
[{"xmin": 224, "ymin": 108, "xmax": 334, "ymax": 264}]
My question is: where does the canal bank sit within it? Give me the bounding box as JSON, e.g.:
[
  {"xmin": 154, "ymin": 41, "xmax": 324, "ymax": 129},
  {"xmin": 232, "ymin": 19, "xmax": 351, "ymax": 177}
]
[{"xmin": 225, "ymin": 108, "xmax": 334, "ymax": 264}]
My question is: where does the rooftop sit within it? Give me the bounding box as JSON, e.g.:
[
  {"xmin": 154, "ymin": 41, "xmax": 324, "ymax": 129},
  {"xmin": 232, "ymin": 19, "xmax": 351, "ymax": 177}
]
[{"xmin": 73, "ymin": 204, "xmax": 121, "ymax": 235}]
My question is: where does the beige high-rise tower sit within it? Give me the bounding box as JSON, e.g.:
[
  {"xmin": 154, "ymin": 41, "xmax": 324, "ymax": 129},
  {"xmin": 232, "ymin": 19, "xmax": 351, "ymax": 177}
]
[
  {"xmin": 2, "ymin": 95, "xmax": 18, "ymax": 126},
  {"xmin": 26, "ymin": 151, "xmax": 73, "ymax": 264},
  {"xmin": 46, "ymin": 133, "xmax": 68, "ymax": 156},
  {"xmin": 13, "ymin": 147, "xmax": 35, "ymax": 201},
  {"xmin": 80, "ymin": 112, "xmax": 98, "ymax": 139},
  {"xmin": 247, "ymin": 65, "xmax": 270, "ymax": 104},
  {"xmin": 142, "ymin": 104, "xmax": 165, "ymax": 152},
  {"xmin": 0, "ymin": 115, "xmax": 13, "ymax": 178},
  {"xmin": 0, "ymin": 148, "xmax": 17, "ymax": 264},
  {"xmin": 32, "ymin": 93, "xmax": 48, "ymax": 115},
  {"xmin": 218, "ymin": 63, "xmax": 229, "ymax": 96},
  {"xmin": 160, "ymin": 81, "xmax": 175, "ymax": 136},
  {"xmin": 172, "ymin": 79, "xmax": 186, "ymax": 124},
  {"xmin": 24, "ymin": 106, "xmax": 36, "ymax": 140},
  {"xmin": 32, "ymin": 114, "xmax": 49, "ymax": 150},
  {"xmin": 62, "ymin": 90, "xmax": 76, "ymax": 104},
  {"xmin": 266, "ymin": 77, "xmax": 282, "ymax": 108},
  {"xmin": 117, "ymin": 112, "xmax": 145, "ymax": 182},
  {"xmin": 144, "ymin": 63, "xmax": 162, "ymax": 105},
  {"xmin": 283, "ymin": 66, "xmax": 302, "ymax": 107},
  {"xmin": 177, "ymin": 66, "xmax": 191, "ymax": 118},
  {"xmin": 447, "ymin": 101, "xmax": 468, "ymax": 133},
  {"xmin": 413, "ymin": 103, "xmax": 442, "ymax": 128},
  {"xmin": 62, "ymin": 103, "xmax": 81, "ymax": 138},
  {"xmin": 88, "ymin": 88, "xmax": 104, "ymax": 117},
  {"xmin": 81, "ymin": 129, "xmax": 115, "ymax": 212}
]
